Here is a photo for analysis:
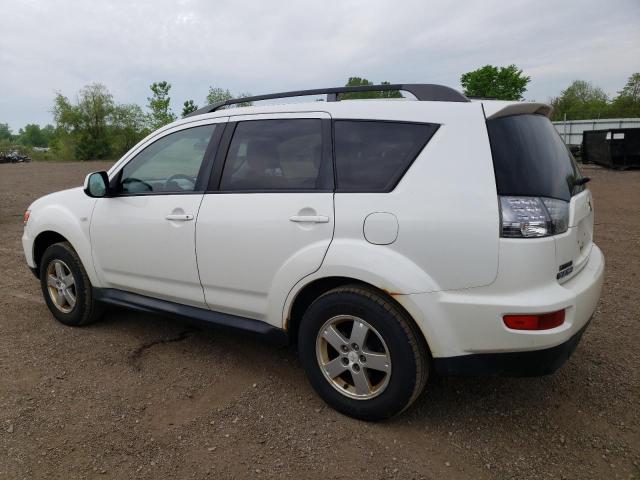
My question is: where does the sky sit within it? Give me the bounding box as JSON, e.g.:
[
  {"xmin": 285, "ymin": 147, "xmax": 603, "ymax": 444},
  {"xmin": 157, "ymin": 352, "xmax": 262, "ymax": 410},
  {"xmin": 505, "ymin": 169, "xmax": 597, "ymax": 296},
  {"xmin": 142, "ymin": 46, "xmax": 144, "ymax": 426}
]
[{"xmin": 1, "ymin": 0, "xmax": 639, "ymax": 131}]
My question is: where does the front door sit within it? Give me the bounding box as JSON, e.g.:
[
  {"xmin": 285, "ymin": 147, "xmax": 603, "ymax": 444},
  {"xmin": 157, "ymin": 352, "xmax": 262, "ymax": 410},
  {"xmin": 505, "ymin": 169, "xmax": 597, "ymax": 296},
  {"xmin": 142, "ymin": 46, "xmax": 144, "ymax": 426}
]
[
  {"xmin": 91, "ymin": 119, "xmax": 226, "ymax": 307},
  {"xmin": 196, "ymin": 113, "xmax": 334, "ymax": 322}
]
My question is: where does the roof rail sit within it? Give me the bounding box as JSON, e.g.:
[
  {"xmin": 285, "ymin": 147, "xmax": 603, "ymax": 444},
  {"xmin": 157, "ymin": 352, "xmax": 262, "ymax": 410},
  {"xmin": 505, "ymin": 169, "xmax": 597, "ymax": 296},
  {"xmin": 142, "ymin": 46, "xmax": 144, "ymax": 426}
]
[
  {"xmin": 186, "ymin": 83, "xmax": 469, "ymax": 117},
  {"xmin": 466, "ymin": 95, "xmax": 499, "ymax": 100}
]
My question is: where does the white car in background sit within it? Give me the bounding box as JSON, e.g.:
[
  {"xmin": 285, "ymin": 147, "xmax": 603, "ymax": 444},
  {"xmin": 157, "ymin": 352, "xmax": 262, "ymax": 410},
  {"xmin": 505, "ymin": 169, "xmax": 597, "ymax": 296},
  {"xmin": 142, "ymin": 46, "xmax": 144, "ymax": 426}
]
[{"xmin": 22, "ymin": 84, "xmax": 604, "ymax": 420}]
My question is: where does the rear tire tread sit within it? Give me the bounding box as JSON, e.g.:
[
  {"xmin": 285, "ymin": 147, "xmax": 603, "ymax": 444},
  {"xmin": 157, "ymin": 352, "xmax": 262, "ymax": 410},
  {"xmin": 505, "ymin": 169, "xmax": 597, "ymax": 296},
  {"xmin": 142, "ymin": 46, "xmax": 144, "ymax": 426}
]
[{"xmin": 302, "ymin": 284, "xmax": 429, "ymax": 419}]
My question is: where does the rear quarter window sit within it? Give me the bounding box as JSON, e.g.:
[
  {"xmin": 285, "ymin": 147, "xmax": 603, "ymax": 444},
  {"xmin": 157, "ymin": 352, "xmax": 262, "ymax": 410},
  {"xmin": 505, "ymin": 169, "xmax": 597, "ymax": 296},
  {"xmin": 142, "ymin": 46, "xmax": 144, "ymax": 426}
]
[{"xmin": 334, "ymin": 120, "xmax": 439, "ymax": 192}]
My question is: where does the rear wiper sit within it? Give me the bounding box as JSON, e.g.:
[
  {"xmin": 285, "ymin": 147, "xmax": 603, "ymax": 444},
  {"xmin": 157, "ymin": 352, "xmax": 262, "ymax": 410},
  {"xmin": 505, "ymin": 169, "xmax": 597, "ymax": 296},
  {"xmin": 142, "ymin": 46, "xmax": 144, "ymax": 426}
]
[{"xmin": 574, "ymin": 177, "xmax": 591, "ymax": 186}]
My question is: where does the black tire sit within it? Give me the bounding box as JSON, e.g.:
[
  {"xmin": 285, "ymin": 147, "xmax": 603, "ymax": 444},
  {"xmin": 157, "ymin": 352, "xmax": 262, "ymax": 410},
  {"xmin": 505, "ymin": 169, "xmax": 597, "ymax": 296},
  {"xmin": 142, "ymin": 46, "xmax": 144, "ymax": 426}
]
[
  {"xmin": 39, "ymin": 242, "xmax": 102, "ymax": 326},
  {"xmin": 298, "ymin": 285, "xmax": 429, "ymax": 421}
]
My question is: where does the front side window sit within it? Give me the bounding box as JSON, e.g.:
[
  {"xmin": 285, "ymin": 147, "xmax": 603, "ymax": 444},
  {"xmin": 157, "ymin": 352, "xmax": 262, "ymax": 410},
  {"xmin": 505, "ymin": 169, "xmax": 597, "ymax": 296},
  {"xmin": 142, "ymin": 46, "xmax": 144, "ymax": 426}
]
[
  {"xmin": 220, "ymin": 119, "xmax": 330, "ymax": 191},
  {"xmin": 118, "ymin": 124, "xmax": 216, "ymax": 194},
  {"xmin": 334, "ymin": 120, "xmax": 439, "ymax": 192}
]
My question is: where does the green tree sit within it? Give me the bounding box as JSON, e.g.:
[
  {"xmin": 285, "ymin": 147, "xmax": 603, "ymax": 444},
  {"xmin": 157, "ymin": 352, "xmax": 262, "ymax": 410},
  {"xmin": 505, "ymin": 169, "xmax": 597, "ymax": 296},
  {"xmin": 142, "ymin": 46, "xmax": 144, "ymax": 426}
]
[
  {"xmin": 205, "ymin": 86, "xmax": 233, "ymax": 105},
  {"xmin": 609, "ymin": 73, "xmax": 640, "ymax": 118},
  {"xmin": 181, "ymin": 99, "xmax": 198, "ymax": 117},
  {"xmin": 340, "ymin": 77, "xmax": 402, "ymax": 100},
  {"xmin": 112, "ymin": 103, "xmax": 148, "ymax": 153},
  {"xmin": 235, "ymin": 92, "xmax": 253, "ymax": 107},
  {"xmin": 41, "ymin": 124, "xmax": 56, "ymax": 146},
  {"xmin": 75, "ymin": 83, "xmax": 115, "ymax": 159},
  {"xmin": 0, "ymin": 123, "xmax": 12, "ymax": 141},
  {"xmin": 550, "ymin": 80, "xmax": 609, "ymax": 121},
  {"xmin": 460, "ymin": 65, "xmax": 530, "ymax": 100},
  {"xmin": 52, "ymin": 92, "xmax": 79, "ymax": 132},
  {"xmin": 205, "ymin": 86, "xmax": 252, "ymax": 108},
  {"xmin": 51, "ymin": 83, "xmax": 115, "ymax": 159},
  {"xmin": 51, "ymin": 92, "xmax": 79, "ymax": 159},
  {"xmin": 147, "ymin": 81, "xmax": 176, "ymax": 129},
  {"xmin": 17, "ymin": 124, "xmax": 47, "ymax": 147}
]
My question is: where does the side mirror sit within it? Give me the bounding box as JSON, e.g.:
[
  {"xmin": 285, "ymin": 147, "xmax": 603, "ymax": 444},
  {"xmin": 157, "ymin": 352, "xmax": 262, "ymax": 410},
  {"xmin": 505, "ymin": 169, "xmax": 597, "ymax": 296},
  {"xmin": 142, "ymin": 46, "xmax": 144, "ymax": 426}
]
[{"xmin": 83, "ymin": 171, "xmax": 110, "ymax": 198}]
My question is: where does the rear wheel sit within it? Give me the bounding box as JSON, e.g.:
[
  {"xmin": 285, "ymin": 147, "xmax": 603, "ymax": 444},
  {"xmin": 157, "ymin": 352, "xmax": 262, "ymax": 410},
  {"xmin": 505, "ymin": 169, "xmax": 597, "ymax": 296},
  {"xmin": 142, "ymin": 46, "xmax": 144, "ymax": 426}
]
[
  {"xmin": 39, "ymin": 242, "xmax": 102, "ymax": 326},
  {"xmin": 298, "ymin": 285, "xmax": 428, "ymax": 421}
]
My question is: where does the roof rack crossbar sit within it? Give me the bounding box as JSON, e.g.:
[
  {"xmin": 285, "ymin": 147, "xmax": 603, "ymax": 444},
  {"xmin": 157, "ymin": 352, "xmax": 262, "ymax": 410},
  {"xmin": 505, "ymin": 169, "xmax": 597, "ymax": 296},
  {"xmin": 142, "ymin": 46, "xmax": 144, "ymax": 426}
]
[{"xmin": 186, "ymin": 83, "xmax": 469, "ymax": 117}]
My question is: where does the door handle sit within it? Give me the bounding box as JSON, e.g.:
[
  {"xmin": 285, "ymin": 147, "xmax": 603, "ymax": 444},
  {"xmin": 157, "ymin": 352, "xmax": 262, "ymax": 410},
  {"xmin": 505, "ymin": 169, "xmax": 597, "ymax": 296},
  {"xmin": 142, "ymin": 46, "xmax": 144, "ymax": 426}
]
[
  {"xmin": 166, "ymin": 214, "xmax": 194, "ymax": 221},
  {"xmin": 289, "ymin": 215, "xmax": 330, "ymax": 223}
]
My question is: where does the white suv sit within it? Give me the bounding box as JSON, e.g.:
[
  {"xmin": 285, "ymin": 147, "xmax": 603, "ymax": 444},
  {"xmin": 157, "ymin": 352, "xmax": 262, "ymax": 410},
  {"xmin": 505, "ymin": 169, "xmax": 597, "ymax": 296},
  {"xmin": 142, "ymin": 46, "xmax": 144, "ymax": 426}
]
[{"xmin": 22, "ymin": 84, "xmax": 604, "ymax": 420}]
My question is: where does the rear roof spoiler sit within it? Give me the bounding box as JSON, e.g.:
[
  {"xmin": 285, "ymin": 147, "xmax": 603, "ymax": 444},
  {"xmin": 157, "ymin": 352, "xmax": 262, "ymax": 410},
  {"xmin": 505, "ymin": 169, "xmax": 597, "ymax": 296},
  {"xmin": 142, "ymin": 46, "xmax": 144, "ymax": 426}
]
[
  {"xmin": 483, "ymin": 101, "xmax": 553, "ymax": 120},
  {"xmin": 186, "ymin": 83, "xmax": 470, "ymax": 117}
]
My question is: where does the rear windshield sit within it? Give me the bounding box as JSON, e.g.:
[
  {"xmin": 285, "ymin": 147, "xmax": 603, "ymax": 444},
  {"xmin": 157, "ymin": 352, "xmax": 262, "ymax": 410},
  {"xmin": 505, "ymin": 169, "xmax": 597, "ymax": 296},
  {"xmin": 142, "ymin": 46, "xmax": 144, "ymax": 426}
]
[{"xmin": 487, "ymin": 114, "xmax": 584, "ymax": 201}]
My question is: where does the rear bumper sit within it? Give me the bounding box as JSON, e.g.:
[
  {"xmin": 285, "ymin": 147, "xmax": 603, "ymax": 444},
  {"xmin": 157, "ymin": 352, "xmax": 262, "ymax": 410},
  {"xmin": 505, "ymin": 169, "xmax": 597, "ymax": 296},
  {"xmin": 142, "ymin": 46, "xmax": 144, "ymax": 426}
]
[
  {"xmin": 432, "ymin": 318, "xmax": 591, "ymax": 376},
  {"xmin": 396, "ymin": 243, "xmax": 604, "ymax": 374}
]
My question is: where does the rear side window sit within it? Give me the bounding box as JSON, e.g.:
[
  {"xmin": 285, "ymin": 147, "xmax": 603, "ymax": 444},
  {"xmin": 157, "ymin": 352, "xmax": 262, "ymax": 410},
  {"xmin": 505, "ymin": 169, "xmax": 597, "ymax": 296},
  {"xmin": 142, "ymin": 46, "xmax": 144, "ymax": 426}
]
[
  {"xmin": 487, "ymin": 114, "xmax": 584, "ymax": 201},
  {"xmin": 220, "ymin": 119, "xmax": 331, "ymax": 191},
  {"xmin": 334, "ymin": 120, "xmax": 439, "ymax": 192}
]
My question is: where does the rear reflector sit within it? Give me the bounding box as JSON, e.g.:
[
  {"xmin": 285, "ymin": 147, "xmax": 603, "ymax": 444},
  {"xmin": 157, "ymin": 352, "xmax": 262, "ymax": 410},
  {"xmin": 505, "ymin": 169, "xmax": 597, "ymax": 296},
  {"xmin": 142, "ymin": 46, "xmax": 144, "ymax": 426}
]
[{"xmin": 503, "ymin": 310, "xmax": 565, "ymax": 330}]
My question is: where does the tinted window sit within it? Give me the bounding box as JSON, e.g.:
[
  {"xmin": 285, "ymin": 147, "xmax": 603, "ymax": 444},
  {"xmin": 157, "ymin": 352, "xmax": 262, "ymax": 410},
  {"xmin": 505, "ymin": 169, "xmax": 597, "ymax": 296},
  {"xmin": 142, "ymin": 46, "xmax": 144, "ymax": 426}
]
[
  {"xmin": 334, "ymin": 120, "xmax": 438, "ymax": 192},
  {"xmin": 220, "ymin": 119, "xmax": 330, "ymax": 191},
  {"xmin": 487, "ymin": 114, "xmax": 584, "ymax": 201},
  {"xmin": 119, "ymin": 124, "xmax": 215, "ymax": 194}
]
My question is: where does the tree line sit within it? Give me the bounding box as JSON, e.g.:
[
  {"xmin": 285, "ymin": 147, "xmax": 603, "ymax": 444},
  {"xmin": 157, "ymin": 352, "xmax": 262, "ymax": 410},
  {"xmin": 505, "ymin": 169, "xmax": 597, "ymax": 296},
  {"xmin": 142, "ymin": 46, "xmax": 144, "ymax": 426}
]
[
  {"xmin": 0, "ymin": 82, "xmax": 256, "ymax": 160},
  {"xmin": 1, "ymin": 70, "xmax": 638, "ymax": 161},
  {"xmin": 459, "ymin": 66, "xmax": 640, "ymax": 120}
]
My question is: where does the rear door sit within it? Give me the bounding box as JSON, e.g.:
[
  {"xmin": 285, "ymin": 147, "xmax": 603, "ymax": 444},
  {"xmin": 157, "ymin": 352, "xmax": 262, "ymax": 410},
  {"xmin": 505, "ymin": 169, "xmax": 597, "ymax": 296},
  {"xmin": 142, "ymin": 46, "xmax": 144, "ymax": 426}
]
[{"xmin": 195, "ymin": 112, "xmax": 334, "ymax": 321}]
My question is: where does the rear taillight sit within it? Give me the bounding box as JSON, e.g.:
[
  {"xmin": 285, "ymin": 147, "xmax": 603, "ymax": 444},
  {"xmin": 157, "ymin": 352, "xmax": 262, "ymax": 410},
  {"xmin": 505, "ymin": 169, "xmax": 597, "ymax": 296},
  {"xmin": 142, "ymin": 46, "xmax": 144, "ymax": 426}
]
[
  {"xmin": 499, "ymin": 196, "xmax": 569, "ymax": 238},
  {"xmin": 503, "ymin": 310, "xmax": 565, "ymax": 330}
]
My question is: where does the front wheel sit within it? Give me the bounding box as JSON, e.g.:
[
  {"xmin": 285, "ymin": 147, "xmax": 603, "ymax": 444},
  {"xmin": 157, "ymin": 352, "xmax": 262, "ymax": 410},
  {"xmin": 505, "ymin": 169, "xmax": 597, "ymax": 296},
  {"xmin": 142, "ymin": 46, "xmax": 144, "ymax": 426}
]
[
  {"xmin": 298, "ymin": 285, "xmax": 429, "ymax": 421},
  {"xmin": 39, "ymin": 242, "xmax": 102, "ymax": 326}
]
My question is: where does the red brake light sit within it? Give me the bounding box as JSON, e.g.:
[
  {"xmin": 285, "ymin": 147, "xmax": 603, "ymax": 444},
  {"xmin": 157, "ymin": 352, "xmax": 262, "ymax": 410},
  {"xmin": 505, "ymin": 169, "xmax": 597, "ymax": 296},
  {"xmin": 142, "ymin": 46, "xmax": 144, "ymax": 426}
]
[{"xmin": 503, "ymin": 310, "xmax": 565, "ymax": 330}]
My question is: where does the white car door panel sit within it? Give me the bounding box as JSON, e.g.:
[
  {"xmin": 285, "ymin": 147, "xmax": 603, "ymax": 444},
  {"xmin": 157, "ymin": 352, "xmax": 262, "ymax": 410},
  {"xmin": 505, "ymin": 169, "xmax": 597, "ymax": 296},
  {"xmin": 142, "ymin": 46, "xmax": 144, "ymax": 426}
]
[
  {"xmin": 196, "ymin": 113, "xmax": 334, "ymax": 323},
  {"xmin": 196, "ymin": 193, "xmax": 334, "ymax": 320},
  {"xmin": 91, "ymin": 119, "xmax": 228, "ymax": 307},
  {"xmin": 91, "ymin": 194, "xmax": 206, "ymax": 306}
]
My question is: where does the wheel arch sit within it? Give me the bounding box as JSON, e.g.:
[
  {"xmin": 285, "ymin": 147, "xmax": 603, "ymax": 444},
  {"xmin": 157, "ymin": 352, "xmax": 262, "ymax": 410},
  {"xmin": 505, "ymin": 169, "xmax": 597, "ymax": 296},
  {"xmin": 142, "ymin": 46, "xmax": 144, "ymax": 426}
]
[
  {"xmin": 25, "ymin": 189, "xmax": 100, "ymax": 286},
  {"xmin": 285, "ymin": 276, "xmax": 433, "ymax": 357},
  {"xmin": 32, "ymin": 231, "xmax": 70, "ymax": 277}
]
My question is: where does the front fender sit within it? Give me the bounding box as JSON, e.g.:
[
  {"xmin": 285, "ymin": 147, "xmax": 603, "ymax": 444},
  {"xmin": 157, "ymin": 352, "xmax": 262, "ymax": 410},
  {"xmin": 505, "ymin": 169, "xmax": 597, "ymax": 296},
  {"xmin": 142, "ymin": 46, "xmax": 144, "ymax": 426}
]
[{"xmin": 23, "ymin": 188, "xmax": 100, "ymax": 286}]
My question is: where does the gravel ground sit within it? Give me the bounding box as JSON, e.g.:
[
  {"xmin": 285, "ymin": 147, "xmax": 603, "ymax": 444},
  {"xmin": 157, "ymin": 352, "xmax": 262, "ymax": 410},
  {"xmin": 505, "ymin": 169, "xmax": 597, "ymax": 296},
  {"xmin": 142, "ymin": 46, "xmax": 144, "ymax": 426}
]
[{"xmin": 0, "ymin": 161, "xmax": 639, "ymax": 480}]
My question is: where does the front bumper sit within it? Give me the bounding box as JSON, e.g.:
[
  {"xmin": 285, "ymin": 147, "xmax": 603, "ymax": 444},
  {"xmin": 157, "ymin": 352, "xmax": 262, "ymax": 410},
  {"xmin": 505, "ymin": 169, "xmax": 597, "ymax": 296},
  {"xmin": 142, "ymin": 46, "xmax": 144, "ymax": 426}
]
[
  {"xmin": 396, "ymin": 243, "xmax": 604, "ymax": 375},
  {"xmin": 22, "ymin": 229, "xmax": 35, "ymax": 268}
]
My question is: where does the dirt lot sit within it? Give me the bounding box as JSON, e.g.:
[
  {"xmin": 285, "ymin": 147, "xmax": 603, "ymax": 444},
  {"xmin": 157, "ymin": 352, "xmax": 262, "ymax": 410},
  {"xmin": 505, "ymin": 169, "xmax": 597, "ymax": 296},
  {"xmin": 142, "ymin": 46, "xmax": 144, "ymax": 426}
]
[{"xmin": 0, "ymin": 161, "xmax": 638, "ymax": 480}]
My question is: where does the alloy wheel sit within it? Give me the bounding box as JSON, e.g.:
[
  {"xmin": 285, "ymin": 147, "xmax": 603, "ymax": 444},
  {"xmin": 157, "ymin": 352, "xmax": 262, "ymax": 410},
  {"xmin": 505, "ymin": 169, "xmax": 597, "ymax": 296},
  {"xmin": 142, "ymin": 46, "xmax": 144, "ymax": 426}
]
[
  {"xmin": 315, "ymin": 315, "xmax": 392, "ymax": 400},
  {"xmin": 46, "ymin": 259, "xmax": 77, "ymax": 313}
]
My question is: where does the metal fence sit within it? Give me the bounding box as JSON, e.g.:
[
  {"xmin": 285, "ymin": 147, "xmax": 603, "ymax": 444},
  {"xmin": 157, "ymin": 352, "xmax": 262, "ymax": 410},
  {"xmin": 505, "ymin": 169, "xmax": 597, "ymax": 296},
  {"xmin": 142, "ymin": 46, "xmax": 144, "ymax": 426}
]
[{"xmin": 552, "ymin": 118, "xmax": 640, "ymax": 146}]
